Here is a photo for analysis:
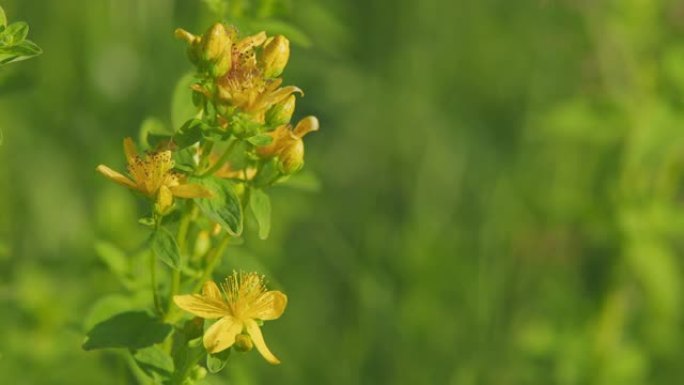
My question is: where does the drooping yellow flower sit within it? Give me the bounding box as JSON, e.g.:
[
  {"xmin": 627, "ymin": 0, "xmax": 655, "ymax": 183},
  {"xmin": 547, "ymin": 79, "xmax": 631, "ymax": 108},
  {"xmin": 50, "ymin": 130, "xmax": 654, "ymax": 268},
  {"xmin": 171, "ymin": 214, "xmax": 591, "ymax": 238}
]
[
  {"xmin": 96, "ymin": 137, "xmax": 211, "ymax": 212},
  {"xmin": 174, "ymin": 272, "xmax": 287, "ymax": 364}
]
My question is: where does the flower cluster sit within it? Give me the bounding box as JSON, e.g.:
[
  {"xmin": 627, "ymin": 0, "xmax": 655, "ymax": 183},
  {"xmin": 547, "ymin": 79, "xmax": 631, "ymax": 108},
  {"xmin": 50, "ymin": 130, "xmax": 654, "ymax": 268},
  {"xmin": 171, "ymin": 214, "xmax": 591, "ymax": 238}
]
[{"xmin": 90, "ymin": 22, "xmax": 319, "ymax": 383}]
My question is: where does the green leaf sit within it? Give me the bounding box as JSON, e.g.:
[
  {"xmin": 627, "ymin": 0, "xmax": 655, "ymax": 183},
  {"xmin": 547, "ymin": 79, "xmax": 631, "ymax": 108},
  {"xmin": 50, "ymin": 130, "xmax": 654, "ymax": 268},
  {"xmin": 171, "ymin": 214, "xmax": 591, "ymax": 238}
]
[
  {"xmin": 249, "ymin": 188, "xmax": 271, "ymax": 240},
  {"xmin": 151, "ymin": 227, "xmax": 181, "ymax": 270},
  {"xmin": 191, "ymin": 177, "xmax": 243, "ymax": 236},
  {"xmin": 139, "ymin": 117, "xmax": 172, "ymax": 149},
  {"xmin": 3, "ymin": 21, "xmax": 28, "ymax": 44},
  {"xmin": 83, "ymin": 311, "xmax": 172, "ymax": 350},
  {"xmin": 206, "ymin": 349, "xmax": 231, "ymax": 373},
  {"xmin": 133, "ymin": 345, "xmax": 175, "ymax": 379},
  {"xmin": 246, "ymin": 134, "xmax": 273, "ymax": 147},
  {"xmin": 0, "ymin": 40, "xmax": 42, "ymax": 65},
  {"xmin": 94, "ymin": 241, "xmax": 129, "ymax": 282},
  {"xmin": 0, "ymin": 6, "xmax": 7, "ymax": 28},
  {"xmin": 171, "ymin": 72, "xmax": 198, "ymax": 130},
  {"xmin": 175, "ymin": 119, "xmax": 205, "ymax": 149}
]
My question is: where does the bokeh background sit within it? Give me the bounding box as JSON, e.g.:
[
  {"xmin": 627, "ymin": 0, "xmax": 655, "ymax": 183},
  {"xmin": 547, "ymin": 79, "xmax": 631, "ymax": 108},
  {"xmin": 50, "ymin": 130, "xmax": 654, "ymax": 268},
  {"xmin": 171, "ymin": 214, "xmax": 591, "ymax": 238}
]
[{"xmin": 2, "ymin": 0, "xmax": 684, "ymax": 384}]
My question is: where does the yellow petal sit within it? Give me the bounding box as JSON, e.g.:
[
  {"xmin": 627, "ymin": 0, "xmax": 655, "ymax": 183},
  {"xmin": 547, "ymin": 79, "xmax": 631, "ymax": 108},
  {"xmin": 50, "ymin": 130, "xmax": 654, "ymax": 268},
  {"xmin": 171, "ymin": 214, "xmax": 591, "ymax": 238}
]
[
  {"xmin": 204, "ymin": 316, "xmax": 243, "ymax": 354},
  {"xmin": 245, "ymin": 318, "xmax": 280, "ymax": 364},
  {"xmin": 96, "ymin": 165, "xmax": 137, "ymax": 189},
  {"xmin": 173, "ymin": 294, "xmax": 229, "ymax": 319},
  {"xmin": 237, "ymin": 31, "xmax": 267, "ymax": 52},
  {"xmin": 157, "ymin": 185, "xmax": 174, "ymax": 212},
  {"xmin": 293, "ymin": 116, "xmax": 319, "ymax": 138},
  {"xmin": 123, "ymin": 137, "xmax": 138, "ymax": 165},
  {"xmin": 202, "ymin": 281, "xmax": 223, "ymax": 301},
  {"xmin": 246, "ymin": 290, "xmax": 287, "ymax": 321},
  {"xmin": 263, "ymin": 86, "xmax": 303, "ymax": 106},
  {"xmin": 170, "ymin": 184, "xmax": 213, "ymax": 198}
]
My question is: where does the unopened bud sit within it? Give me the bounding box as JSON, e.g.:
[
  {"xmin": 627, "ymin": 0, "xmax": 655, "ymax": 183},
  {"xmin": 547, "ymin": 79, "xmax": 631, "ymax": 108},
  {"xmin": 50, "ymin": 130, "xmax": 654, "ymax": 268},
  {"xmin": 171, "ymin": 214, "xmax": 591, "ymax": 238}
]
[
  {"xmin": 175, "ymin": 28, "xmax": 201, "ymax": 65},
  {"xmin": 201, "ymin": 23, "xmax": 228, "ymax": 62},
  {"xmin": 266, "ymin": 94, "xmax": 296, "ymax": 126},
  {"xmin": 260, "ymin": 35, "xmax": 290, "ymax": 78},
  {"xmin": 256, "ymin": 125, "xmax": 293, "ymax": 158},
  {"xmin": 293, "ymin": 116, "xmax": 319, "ymax": 138},
  {"xmin": 278, "ymin": 139, "xmax": 305, "ymax": 174},
  {"xmin": 193, "ymin": 231, "xmax": 211, "ymax": 259},
  {"xmin": 234, "ymin": 334, "xmax": 254, "ymax": 352}
]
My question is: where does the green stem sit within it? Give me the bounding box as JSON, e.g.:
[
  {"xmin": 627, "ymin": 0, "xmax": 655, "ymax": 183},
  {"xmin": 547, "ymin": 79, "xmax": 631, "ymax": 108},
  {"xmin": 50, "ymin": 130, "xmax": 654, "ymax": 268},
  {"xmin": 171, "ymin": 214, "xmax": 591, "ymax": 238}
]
[
  {"xmin": 199, "ymin": 139, "xmax": 238, "ymax": 177},
  {"xmin": 165, "ymin": 205, "xmax": 197, "ymax": 319},
  {"xmin": 193, "ymin": 235, "xmax": 231, "ymax": 292},
  {"xmin": 150, "ymin": 250, "xmax": 162, "ymax": 316}
]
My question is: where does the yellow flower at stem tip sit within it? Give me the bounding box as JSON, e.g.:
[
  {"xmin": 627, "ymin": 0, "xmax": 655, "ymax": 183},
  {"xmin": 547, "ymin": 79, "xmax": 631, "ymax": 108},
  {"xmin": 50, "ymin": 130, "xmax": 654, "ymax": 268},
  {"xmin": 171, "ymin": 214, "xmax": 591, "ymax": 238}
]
[
  {"xmin": 174, "ymin": 272, "xmax": 287, "ymax": 364},
  {"xmin": 96, "ymin": 137, "xmax": 212, "ymax": 212}
]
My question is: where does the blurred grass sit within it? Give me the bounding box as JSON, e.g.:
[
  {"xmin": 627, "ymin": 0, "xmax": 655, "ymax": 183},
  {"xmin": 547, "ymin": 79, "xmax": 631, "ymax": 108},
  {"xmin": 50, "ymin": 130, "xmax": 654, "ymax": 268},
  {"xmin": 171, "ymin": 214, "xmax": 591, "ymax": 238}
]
[{"xmin": 2, "ymin": 0, "xmax": 684, "ymax": 384}]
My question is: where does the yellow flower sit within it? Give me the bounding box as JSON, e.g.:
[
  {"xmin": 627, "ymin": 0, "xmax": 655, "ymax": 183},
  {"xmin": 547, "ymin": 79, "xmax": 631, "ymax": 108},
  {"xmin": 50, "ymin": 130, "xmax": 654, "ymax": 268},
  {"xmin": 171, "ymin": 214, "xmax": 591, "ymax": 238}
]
[
  {"xmin": 96, "ymin": 137, "xmax": 211, "ymax": 212},
  {"xmin": 173, "ymin": 272, "xmax": 287, "ymax": 364},
  {"xmin": 215, "ymin": 31, "xmax": 301, "ymax": 119},
  {"xmin": 257, "ymin": 116, "xmax": 319, "ymax": 174}
]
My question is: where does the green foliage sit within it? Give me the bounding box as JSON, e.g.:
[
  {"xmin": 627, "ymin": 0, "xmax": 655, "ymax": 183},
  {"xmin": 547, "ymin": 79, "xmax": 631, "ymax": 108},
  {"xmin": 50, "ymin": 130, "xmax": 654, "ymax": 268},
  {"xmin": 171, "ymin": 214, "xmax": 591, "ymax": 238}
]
[
  {"xmin": 83, "ymin": 311, "xmax": 172, "ymax": 350},
  {"xmin": 151, "ymin": 227, "xmax": 181, "ymax": 269},
  {"xmin": 191, "ymin": 176, "xmax": 243, "ymax": 236},
  {"xmin": 249, "ymin": 188, "xmax": 271, "ymax": 239},
  {"xmin": 0, "ymin": 6, "xmax": 41, "ymax": 66}
]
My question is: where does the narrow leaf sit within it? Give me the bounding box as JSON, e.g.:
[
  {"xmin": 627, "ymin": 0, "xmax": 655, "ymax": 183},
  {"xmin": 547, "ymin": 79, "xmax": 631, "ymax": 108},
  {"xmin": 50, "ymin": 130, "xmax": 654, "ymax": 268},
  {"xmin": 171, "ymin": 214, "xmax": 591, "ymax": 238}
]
[{"xmin": 249, "ymin": 188, "xmax": 271, "ymax": 240}]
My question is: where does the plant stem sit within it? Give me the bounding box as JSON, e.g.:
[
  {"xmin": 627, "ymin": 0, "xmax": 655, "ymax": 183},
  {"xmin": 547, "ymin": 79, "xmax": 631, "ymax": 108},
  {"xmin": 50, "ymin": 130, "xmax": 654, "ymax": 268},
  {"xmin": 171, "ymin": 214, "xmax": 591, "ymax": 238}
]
[
  {"xmin": 165, "ymin": 205, "xmax": 197, "ymax": 319},
  {"xmin": 150, "ymin": 250, "xmax": 162, "ymax": 316},
  {"xmin": 199, "ymin": 139, "xmax": 238, "ymax": 177},
  {"xmin": 193, "ymin": 234, "xmax": 231, "ymax": 292}
]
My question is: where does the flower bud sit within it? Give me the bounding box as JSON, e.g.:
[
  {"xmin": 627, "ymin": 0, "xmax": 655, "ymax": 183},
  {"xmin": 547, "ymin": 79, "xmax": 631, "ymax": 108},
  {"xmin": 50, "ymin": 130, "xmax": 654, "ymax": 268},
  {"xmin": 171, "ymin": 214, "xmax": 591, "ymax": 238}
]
[
  {"xmin": 197, "ymin": 24, "xmax": 233, "ymax": 77},
  {"xmin": 293, "ymin": 116, "xmax": 319, "ymax": 138},
  {"xmin": 256, "ymin": 125, "xmax": 293, "ymax": 158},
  {"xmin": 193, "ymin": 231, "xmax": 211, "ymax": 259},
  {"xmin": 278, "ymin": 139, "xmax": 305, "ymax": 174},
  {"xmin": 234, "ymin": 334, "xmax": 254, "ymax": 352},
  {"xmin": 265, "ymin": 94, "xmax": 296, "ymax": 126},
  {"xmin": 175, "ymin": 28, "xmax": 201, "ymax": 65},
  {"xmin": 260, "ymin": 35, "xmax": 290, "ymax": 78},
  {"xmin": 201, "ymin": 23, "xmax": 229, "ymax": 62}
]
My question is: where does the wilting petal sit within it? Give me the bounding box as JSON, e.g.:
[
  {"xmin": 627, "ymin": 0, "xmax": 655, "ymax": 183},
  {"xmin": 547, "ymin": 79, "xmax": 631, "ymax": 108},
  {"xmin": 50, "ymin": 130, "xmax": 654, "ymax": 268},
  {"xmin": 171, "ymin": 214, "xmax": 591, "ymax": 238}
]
[
  {"xmin": 246, "ymin": 290, "xmax": 287, "ymax": 321},
  {"xmin": 204, "ymin": 316, "xmax": 243, "ymax": 354},
  {"xmin": 173, "ymin": 294, "xmax": 229, "ymax": 319},
  {"xmin": 170, "ymin": 184, "xmax": 213, "ymax": 198},
  {"xmin": 202, "ymin": 281, "xmax": 223, "ymax": 301},
  {"xmin": 245, "ymin": 318, "xmax": 280, "ymax": 364},
  {"xmin": 96, "ymin": 165, "xmax": 137, "ymax": 189},
  {"xmin": 123, "ymin": 137, "xmax": 138, "ymax": 165}
]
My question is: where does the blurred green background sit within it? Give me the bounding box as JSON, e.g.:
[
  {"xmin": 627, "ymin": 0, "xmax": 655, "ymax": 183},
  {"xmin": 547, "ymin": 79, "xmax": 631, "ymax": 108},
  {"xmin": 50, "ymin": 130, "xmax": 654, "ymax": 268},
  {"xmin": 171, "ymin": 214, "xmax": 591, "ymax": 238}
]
[{"xmin": 2, "ymin": 0, "xmax": 684, "ymax": 384}]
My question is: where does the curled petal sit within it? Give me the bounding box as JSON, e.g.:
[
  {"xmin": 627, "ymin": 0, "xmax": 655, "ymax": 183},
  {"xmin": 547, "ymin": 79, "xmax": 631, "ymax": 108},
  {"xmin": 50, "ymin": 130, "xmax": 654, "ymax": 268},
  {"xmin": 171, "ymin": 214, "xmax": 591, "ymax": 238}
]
[
  {"xmin": 173, "ymin": 294, "xmax": 229, "ymax": 319},
  {"xmin": 293, "ymin": 116, "xmax": 319, "ymax": 138},
  {"xmin": 170, "ymin": 184, "xmax": 213, "ymax": 198},
  {"xmin": 246, "ymin": 290, "xmax": 287, "ymax": 321},
  {"xmin": 202, "ymin": 281, "xmax": 223, "ymax": 301},
  {"xmin": 204, "ymin": 316, "xmax": 243, "ymax": 354},
  {"xmin": 263, "ymin": 86, "xmax": 303, "ymax": 106},
  {"xmin": 123, "ymin": 137, "xmax": 138, "ymax": 165},
  {"xmin": 96, "ymin": 165, "xmax": 137, "ymax": 189},
  {"xmin": 245, "ymin": 318, "xmax": 280, "ymax": 364}
]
